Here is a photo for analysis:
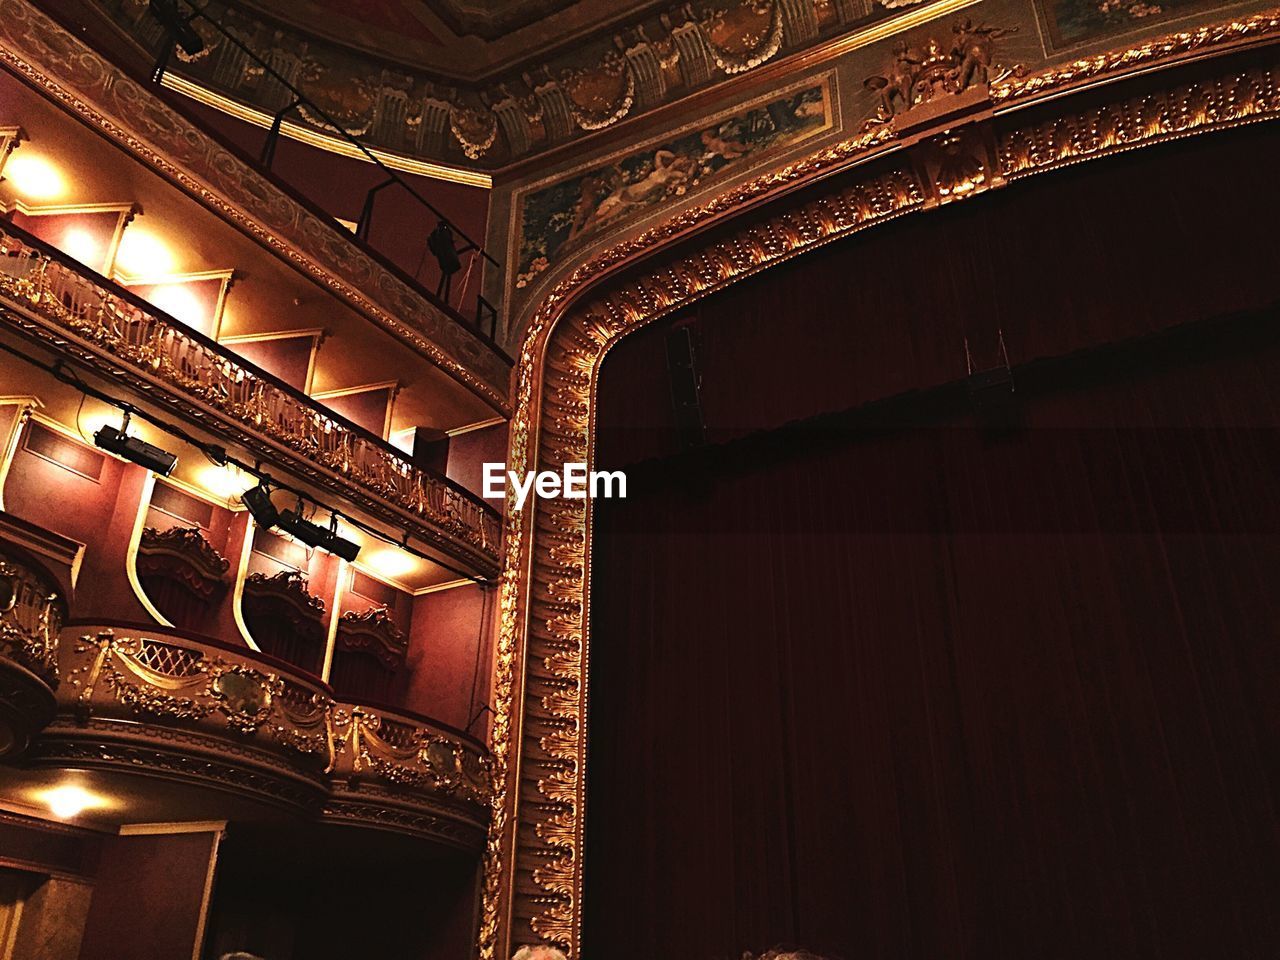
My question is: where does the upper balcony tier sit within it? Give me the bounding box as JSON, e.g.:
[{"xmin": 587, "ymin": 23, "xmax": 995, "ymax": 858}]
[
  {"xmin": 0, "ymin": 218, "xmax": 503, "ymax": 576},
  {"xmin": 0, "ymin": 7, "xmax": 512, "ymax": 413}
]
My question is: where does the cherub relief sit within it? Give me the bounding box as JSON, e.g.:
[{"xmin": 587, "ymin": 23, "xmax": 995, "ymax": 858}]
[
  {"xmin": 863, "ymin": 18, "xmax": 1019, "ymax": 123},
  {"xmin": 952, "ymin": 18, "xmax": 1017, "ymax": 89}
]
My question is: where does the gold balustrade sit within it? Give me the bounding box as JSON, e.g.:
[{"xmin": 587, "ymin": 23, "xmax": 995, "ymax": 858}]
[
  {"xmin": 0, "ymin": 541, "xmax": 65, "ymax": 756},
  {"xmin": 0, "ymin": 547, "xmax": 62, "ymax": 681},
  {"xmin": 61, "ymin": 628, "xmax": 332, "ymax": 760},
  {"xmin": 329, "ymin": 703, "xmax": 491, "ymax": 805},
  {"xmin": 0, "ymin": 225, "xmax": 502, "ymax": 570},
  {"xmin": 44, "ymin": 625, "xmax": 490, "ymax": 834}
]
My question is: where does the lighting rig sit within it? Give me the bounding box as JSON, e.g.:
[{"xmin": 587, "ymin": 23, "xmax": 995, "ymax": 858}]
[{"xmin": 0, "ymin": 333, "xmax": 487, "ymax": 582}]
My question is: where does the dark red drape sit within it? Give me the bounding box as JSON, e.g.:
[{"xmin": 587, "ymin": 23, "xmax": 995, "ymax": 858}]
[{"xmin": 584, "ymin": 124, "xmax": 1280, "ymax": 960}]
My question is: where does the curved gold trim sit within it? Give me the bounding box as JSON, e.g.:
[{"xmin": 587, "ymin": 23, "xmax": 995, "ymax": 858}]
[
  {"xmin": 483, "ymin": 14, "xmax": 1280, "ymax": 959},
  {"xmin": 0, "ymin": 396, "xmax": 39, "ymax": 511},
  {"xmin": 158, "ymin": 73, "xmax": 493, "ymax": 189},
  {"xmin": 124, "ymin": 472, "xmax": 175, "ymax": 628},
  {"xmin": 231, "ymin": 513, "xmax": 263, "ymax": 652}
]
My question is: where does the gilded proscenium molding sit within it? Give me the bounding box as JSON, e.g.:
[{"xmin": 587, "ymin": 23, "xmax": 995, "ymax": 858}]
[
  {"xmin": 480, "ymin": 17, "xmax": 1280, "ymax": 959},
  {"xmin": 990, "ymin": 11, "xmax": 1280, "ymax": 102},
  {"xmin": 0, "ymin": 225, "xmax": 503, "ymax": 575},
  {"xmin": 0, "ymin": 0, "xmax": 511, "ymax": 413}
]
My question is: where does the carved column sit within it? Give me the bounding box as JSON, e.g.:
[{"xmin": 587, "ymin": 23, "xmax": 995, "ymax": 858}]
[
  {"xmin": 618, "ymin": 30, "xmax": 667, "ymax": 109},
  {"xmin": 778, "ymin": 0, "xmax": 821, "ymax": 44}
]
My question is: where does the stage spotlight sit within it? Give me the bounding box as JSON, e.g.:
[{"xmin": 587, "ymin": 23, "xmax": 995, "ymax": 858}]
[
  {"xmin": 93, "ymin": 416, "xmax": 177, "ymax": 476},
  {"xmin": 241, "ymin": 482, "xmax": 280, "ymax": 527},
  {"xmin": 278, "ymin": 508, "xmax": 361, "ymax": 562}
]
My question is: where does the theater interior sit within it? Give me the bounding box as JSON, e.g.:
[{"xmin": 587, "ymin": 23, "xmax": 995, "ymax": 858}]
[{"xmin": 0, "ymin": 0, "xmax": 1277, "ymax": 958}]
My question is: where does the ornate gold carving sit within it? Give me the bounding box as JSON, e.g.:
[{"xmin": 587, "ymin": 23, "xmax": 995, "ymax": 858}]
[
  {"xmin": 138, "ymin": 526, "xmax": 231, "ymax": 599},
  {"xmin": 244, "ymin": 570, "xmax": 327, "ymax": 619},
  {"xmin": 704, "ymin": 0, "xmax": 785, "ymax": 75},
  {"xmin": 336, "ymin": 606, "xmax": 407, "ymax": 669},
  {"xmin": 0, "ymin": 545, "xmax": 63, "ymax": 756},
  {"xmin": 0, "ymin": 550, "xmax": 62, "ymax": 679},
  {"xmin": 990, "ymin": 11, "xmax": 1280, "ymax": 102},
  {"xmin": 96, "ymin": 0, "xmax": 948, "ymax": 163},
  {"xmin": 0, "ymin": 225, "xmax": 502, "ymax": 572},
  {"xmin": 53, "ymin": 625, "xmax": 490, "ymax": 824},
  {"xmin": 864, "ymin": 18, "xmax": 1018, "ymax": 122},
  {"xmin": 329, "ymin": 705, "xmax": 492, "ymax": 803},
  {"xmin": 482, "ymin": 24, "xmax": 1280, "ymax": 960},
  {"xmin": 998, "ymin": 64, "xmax": 1280, "ymax": 178},
  {"xmin": 66, "ymin": 630, "xmax": 329, "ymax": 750}
]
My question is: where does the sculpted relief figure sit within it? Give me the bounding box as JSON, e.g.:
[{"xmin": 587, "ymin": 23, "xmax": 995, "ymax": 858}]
[
  {"xmin": 864, "ymin": 18, "xmax": 1019, "ymax": 123},
  {"xmin": 952, "ymin": 18, "xmax": 1017, "ymax": 88}
]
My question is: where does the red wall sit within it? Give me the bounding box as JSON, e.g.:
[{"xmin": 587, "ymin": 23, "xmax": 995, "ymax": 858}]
[
  {"xmin": 78, "ymin": 830, "xmax": 219, "ymax": 960},
  {"xmin": 4, "ymin": 433, "xmax": 151, "ymax": 621},
  {"xmin": 446, "ymin": 421, "xmax": 509, "ymax": 503},
  {"xmin": 402, "ymin": 583, "xmax": 494, "ymax": 733},
  {"xmin": 177, "ymin": 98, "xmax": 491, "ymax": 317}
]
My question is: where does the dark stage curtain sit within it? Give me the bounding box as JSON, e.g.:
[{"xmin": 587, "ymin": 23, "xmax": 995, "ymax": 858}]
[
  {"xmin": 328, "ymin": 649, "xmax": 397, "ymax": 703},
  {"xmin": 584, "ymin": 125, "xmax": 1280, "ymax": 960},
  {"xmin": 138, "ymin": 574, "xmax": 214, "ymax": 634}
]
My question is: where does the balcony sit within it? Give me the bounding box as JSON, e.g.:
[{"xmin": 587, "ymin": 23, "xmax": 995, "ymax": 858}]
[
  {"xmin": 0, "ymin": 511, "xmax": 78, "ymax": 758},
  {"xmin": 0, "ymin": 219, "xmax": 503, "ymax": 576},
  {"xmin": 326, "ymin": 701, "xmax": 491, "ymax": 843},
  {"xmin": 31, "ymin": 621, "xmax": 491, "ymax": 849}
]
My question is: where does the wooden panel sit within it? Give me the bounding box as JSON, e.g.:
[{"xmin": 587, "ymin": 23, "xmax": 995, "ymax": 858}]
[{"xmin": 22, "ymin": 423, "xmax": 104, "ymax": 481}]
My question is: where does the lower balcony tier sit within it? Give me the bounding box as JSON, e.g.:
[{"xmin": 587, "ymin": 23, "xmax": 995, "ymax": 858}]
[{"xmin": 2, "ymin": 622, "xmax": 492, "ymax": 850}]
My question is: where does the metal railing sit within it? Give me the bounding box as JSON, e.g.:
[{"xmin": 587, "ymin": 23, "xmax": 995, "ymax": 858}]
[
  {"xmin": 0, "ymin": 221, "xmax": 502, "ymax": 567},
  {"xmin": 143, "ymin": 0, "xmax": 500, "ymax": 327}
]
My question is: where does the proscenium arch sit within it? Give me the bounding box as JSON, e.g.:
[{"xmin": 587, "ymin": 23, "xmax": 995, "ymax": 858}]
[{"xmin": 480, "ymin": 13, "xmax": 1280, "ymax": 958}]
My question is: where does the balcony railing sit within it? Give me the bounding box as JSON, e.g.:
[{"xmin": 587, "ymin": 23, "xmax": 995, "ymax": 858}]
[
  {"xmin": 63, "ymin": 627, "xmax": 332, "ymax": 761},
  {"xmin": 329, "ymin": 702, "xmax": 490, "ymax": 806},
  {"xmin": 0, "ymin": 510, "xmax": 79, "ymax": 757},
  {"xmin": 0, "ymin": 220, "xmax": 502, "ymax": 573},
  {"xmin": 47, "ymin": 623, "xmax": 491, "ymax": 844}
]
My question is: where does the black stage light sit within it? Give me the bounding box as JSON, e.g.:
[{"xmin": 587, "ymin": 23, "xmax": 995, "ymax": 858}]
[
  {"xmin": 278, "ymin": 509, "xmax": 361, "ymax": 563},
  {"xmin": 241, "ymin": 482, "xmax": 280, "ymax": 527},
  {"xmin": 94, "ymin": 419, "xmax": 178, "ymax": 476},
  {"xmin": 322, "ymin": 530, "xmax": 362, "ymax": 564}
]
